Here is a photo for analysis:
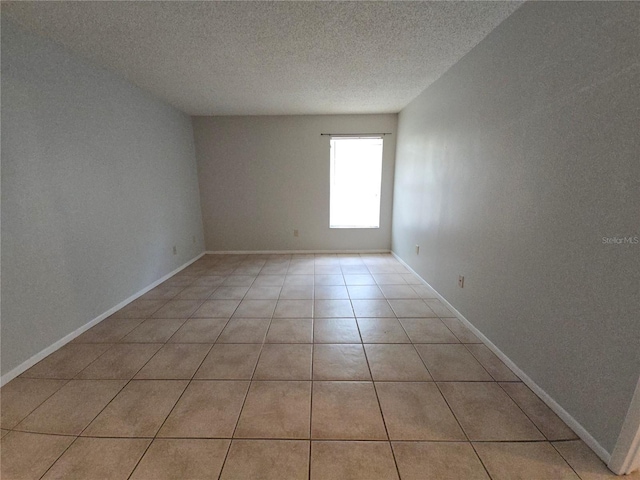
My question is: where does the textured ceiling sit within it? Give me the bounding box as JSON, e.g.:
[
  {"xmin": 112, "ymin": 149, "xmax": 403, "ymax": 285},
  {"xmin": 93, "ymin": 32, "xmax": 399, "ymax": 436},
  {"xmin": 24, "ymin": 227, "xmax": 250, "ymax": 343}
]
[{"xmin": 2, "ymin": 1, "xmax": 522, "ymax": 115}]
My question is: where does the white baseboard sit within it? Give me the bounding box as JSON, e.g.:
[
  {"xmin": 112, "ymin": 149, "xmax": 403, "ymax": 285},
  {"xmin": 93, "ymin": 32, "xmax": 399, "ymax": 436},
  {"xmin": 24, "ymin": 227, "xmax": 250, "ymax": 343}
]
[
  {"xmin": 205, "ymin": 249, "xmax": 391, "ymax": 255},
  {"xmin": 0, "ymin": 252, "xmax": 206, "ymax": 387},
  {"xmin": 391, "ymin": 251, "xmax": 612, "ymax": 465},
  {"xmin": 609, "ymin": 377, "xmax": 640, "ymax": 474}
]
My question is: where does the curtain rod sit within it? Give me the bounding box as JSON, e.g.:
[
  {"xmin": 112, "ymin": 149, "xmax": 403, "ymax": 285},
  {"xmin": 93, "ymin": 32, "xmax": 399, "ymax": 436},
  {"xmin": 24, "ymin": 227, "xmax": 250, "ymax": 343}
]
[{"xmin": 320, "ymin": 133, "xmax": 392, "ymax": 137}]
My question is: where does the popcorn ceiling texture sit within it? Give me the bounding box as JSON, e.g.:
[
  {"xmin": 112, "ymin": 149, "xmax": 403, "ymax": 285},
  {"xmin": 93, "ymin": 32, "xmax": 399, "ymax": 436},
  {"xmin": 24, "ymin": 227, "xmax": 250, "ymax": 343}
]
[{"xmin": 2, "ymin": 1, "xmax": 522, "ymax": 115}]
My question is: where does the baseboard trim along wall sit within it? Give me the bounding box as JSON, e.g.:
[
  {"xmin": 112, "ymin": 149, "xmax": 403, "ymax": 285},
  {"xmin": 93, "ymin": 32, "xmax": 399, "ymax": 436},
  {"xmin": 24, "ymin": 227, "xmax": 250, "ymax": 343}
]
[
  {"xmin": 0, "ymin": 252, "xmax": 206, "ymax": 387},
  {"xmin": 391, "ymin": 251, "xmax": 612, "ymax": 465},
  {"xmin": 205, "ymin": 250, "xmax": 392, "ymax": 255},
  {"xmin": 609, "ymin": 377, "xmax": 640, "ymax": 474}
]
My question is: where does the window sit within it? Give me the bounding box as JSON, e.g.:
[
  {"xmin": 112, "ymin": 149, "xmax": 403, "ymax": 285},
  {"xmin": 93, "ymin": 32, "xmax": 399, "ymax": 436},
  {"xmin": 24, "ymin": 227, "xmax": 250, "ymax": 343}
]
[{"xmin": 330, "ymin": 137, "xmax": 383, "ymax": 228}]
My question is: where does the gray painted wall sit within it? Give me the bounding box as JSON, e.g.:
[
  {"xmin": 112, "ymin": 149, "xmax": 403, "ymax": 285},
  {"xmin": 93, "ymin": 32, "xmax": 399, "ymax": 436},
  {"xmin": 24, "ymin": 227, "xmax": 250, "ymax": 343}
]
[
  {"xmin": 193, "ymin": 115, "xmax": 397, "ymax": 252},
  {"xmin": 392, "ymin": 2, "xmax": 640, "ymax": 453},
  {"xmin": 1, "ymin": 20, "xmax": 205, "ymax": 376}
]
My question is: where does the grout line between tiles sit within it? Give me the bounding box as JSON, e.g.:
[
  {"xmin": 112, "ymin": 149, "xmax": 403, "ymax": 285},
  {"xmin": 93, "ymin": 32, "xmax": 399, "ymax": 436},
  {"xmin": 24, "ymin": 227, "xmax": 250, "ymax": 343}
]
[
  {"xmin": 216, "ymin": 306, "xmax": 273, "ymax": 478},
  {"xmin": 356, "ymin": 310, "xmax": 403, "ymax": 480},
  {"xmin": 4, "ymin": 253, "xmax": 585, "ymax": 480},
  {"xmin": 496, "ymin": 381, "xmax": 559, "ymax": 442}
]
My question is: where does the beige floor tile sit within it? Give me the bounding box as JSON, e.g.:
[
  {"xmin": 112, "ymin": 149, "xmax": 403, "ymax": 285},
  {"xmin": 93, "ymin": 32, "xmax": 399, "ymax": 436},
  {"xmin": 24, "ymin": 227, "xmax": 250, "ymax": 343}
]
[
  {"xmin": 162, "ymin": 275, "xmax": 198, "ymax": 287},
  {"xmin": 205, "ymin": 267, "xmax": 235, "ymax": 276},
  {"xmin": 168, "ymin": 317, "xmax": 228, "ymax": 343},
  {"xmin": 553, "ymin": 440, "xmax": 636, "ymax": 480},
  {"xmin": 314, "ymin": 264, "xmax": 341, "ymax": 273},
  {"xmin": 314, "ymin": 318, "xmax": 361, "ymax": 343},
  {"xmin": 139, "ymin": 285, "xmax": 185, "ymax": 301},
  {"xmin": 253, "ymin": 274, "xmax": 286, "ymax": 286},
  {"xmin": 351, "ymin": 299, "xmax": 396, "ymax": 317},
  {"xmin": 380, "ymin": 284, "xmax": 421, "ymax": 299},
  {"xmin": 465, "ymin": 344, "xmax": 520, "ymax": 381},
  {"xmin": 311, "ymin": 381, "xmax": 387, "ymax": 440},
  {"xmin": 284, "ymin": 274, "xmax": 314, "ymax": 285},
  {"xmin": 235, "ymin": 381, "xmax": 311, "ymax": 439},
  {"xmin": 501, "ymin": 382, "xmax": 577, "ymax": 440},
  {"xmin": 339, "ymin": 264, "xmax": 364, "ymax": 272},
  {"xmin": 1, "ymin": 429, "xmax": 9, "ymax": 438},
  {"xmin": 83, "ymin": 380, "xmax": 187, "ymax": 437},
  {"xmin": 20, "ymin": 344, "xmax": 112, "ymax": 379},
  {"xmin": 439, "ymin": 382, "xmax": 544, "ymax": 441},
  {"xmin": 194, "ymin": 344, "xmax": 262, "ymax": 379},
  {"xmin": 311, "ymin": 441, "xmax": 399, "ymax": 480},
  {"xmin": 1, "ymin": 431, "xmax": 75, "ymax": 480},
  {"xmin": 424, "ymin": 299, "xmax": 454, "ymax": 317},
  {"xmin": 260, "ymin": 265, "xmax": 289, "ymax": 275},
  {"xmin": 245, "ymin": 286, "xmax": 282, "ymax": 299},
  {"xmin": 253, "ymin": 344, "xmax": 313, "ymax": 380},
  {"xmin": 369, "ymin": 264, "xmax": 398, "ymax": 274},
  {"xmin": 72, "ymin": 318, "xmax": 144, "ymax": 343},
  {"xmin": 411, "ymin": 284, "xmax": 438, "ymax": 298},
  {"xmin": 158, "ymin": 381, "xmax": 249, "ymax": 438},
  {"xmin": 340, "ymin": 268, "xmax": 375, "ymax": 285},
  {"xmin": 75, "ymin": 344, "xmax": 162, "ymax": 379},
  {"xmin": 400, "ymin": 273, "xmax": 422, "ymax": 284},
  {"xmin": 376, "ymin": 382, "xmax": 465, "ymax": 440},
  {"xmin": 220, "ymin": 440, "xmax": 309, "ymax": 480},
  {"xmin": 288, "ymin": 264, "xmax": 314, "ymax": 275},
  {"xmin": 280, "ymin": 285, "xmax": 315, "ymax": 299},
  {"xmin": 273, "ymin": 299, "xmax": 314, "ymax": 317},
  {"xmin": 398, "ymin": 318, "xmax": 460, "ymax": 343},
  {"xmin": 173, "ymin": 285, "xmax": 217, "ymax": 300},
  {"xmin": 223, "ymin": 275, "xmax": 257, "ymax": 286},
  {"xmin": 121, "ymin": 318, "xmax": 186, "ymax": 343},
  {"xmin": 314, "ymin": 299, "xmax": 354, "ymax": 317},
  {"xmin": 210, "ymin": 286, "xmax": 250, "ymax": 299},
  {"xmin": 234, "ymin": 264, "xmax": 263, "ymax": 275},
  {"xmin": 315, "ymin": 285, "xmax": 349, "ymax": 299},
  {"xmin": 415, "ymin": 344, "xmax": 492, "ymax": 381},
  {"xmin": 192, "ymin": 299, "xmax": 240, "ymax": 318},
  {"xmin": 111, "ymin": 299, "xmax": 167, "ymax": 319},
  {"xmin": 373, "ymin": 274, "xmax": 407, "ymax": 285},
  {"xmin": 1, "ymin": 378, "xmax": 67, "ymax": 429},
  {"xmin": 190, "ymin": 275, "xmax": 226, "ymax": 288},
  {"xmin": 357, "ymin": 318, "xmax": 410, "ymax": 343},
  {"xmin": 313, "ymin": 344, "xmax": 371, "ymax": 381},
  {"xmin": 151, "ymin": 300, "xmax": 202, "ymax": 318},
  {"xmin": 130, "ymin": 439, "xmax": 230, "ymax": 480},
  {"xmin": 134, "ymin": 344, "xmax": 211, "ymax": 379},
  {"xmin": 388, "ymin": 299, "xmax": 436, "ymax": 317},
  {"xmin": 314, "ymin": 274, "xmax": 345, "ymax": 285},
  {"xmin": 474, "ymin": 441, "xmax": 580, "ymax": 480},
  {"xmin": 392, "ymin": 441, "xmax": 489, "ymax": 480},
  {"xmin": 42, "ymin": 437, "xmax": 151, "ymax": 480},
  {"xmin": 16, "ymin": 380, "xmax": 125, "ymax": 435},
  {"xmin": 364, "ymin": 345, "xmax": 432, "ymax": 381},
  {"xmin": 337, "ymin": 256, "xmax": 362, "ymax": 265},
  {"xmin": 441, "ymin": 318, "xmax": 482, "ymax": 343},
  {"xmin": 217, "ymin": 318, "xmax": 270, "ymax": 343},
  {"xmin": 266, "ymin": 318, "xmax": 313, "ymax": 343},
  {"xmin": 347, "ymin": 285, "xmax": 385, "ymax": 299},
  {"xmin": 233, "ymin": 299, "xmax": 277, "ymax": 318}
]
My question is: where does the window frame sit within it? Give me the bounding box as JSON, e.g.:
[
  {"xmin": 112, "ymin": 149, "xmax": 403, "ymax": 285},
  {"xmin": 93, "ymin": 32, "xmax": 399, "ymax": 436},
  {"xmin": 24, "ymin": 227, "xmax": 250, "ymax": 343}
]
[{"xmin": 329, "ymin": 135, "xmax": 384, "ymax": 229}]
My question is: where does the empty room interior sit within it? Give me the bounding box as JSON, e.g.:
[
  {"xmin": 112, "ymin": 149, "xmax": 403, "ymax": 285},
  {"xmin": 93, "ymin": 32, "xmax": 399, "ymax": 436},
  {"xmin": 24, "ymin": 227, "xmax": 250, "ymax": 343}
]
[{"xmin": 1, "ymin": 1, "xmax": 639, "ymax": 479}]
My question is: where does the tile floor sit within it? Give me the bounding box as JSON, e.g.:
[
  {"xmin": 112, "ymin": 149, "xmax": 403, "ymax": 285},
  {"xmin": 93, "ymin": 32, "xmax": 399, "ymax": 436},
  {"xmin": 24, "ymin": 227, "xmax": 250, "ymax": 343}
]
[{"xmin": 0, "ymin": 253, "xmax": 632, "ymax": 479}]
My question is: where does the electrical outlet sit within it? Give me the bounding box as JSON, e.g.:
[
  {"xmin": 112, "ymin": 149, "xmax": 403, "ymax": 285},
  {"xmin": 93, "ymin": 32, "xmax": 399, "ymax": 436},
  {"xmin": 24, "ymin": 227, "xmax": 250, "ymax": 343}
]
[
  {"xmin": 293, "ymin": 229, "xmax": 299, "ymax": 237},
  {"xmin": 458, "ymin": 275, "xmax": 464, "ymax": 288},
  {"xmin": 173, "ymin": 245, "xmax": 177, "ymax": 255},
  {"xmin": 415, "ymin": 245, "xmax": 420, "ymax": 255}
]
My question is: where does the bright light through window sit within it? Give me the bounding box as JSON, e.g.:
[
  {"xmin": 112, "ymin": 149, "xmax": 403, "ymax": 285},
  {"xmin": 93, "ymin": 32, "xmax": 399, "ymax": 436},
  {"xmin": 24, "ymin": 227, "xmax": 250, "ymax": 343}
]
[{"xmin": 330, "ymin": 137, "xmax": 383, "ymax": 228}]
